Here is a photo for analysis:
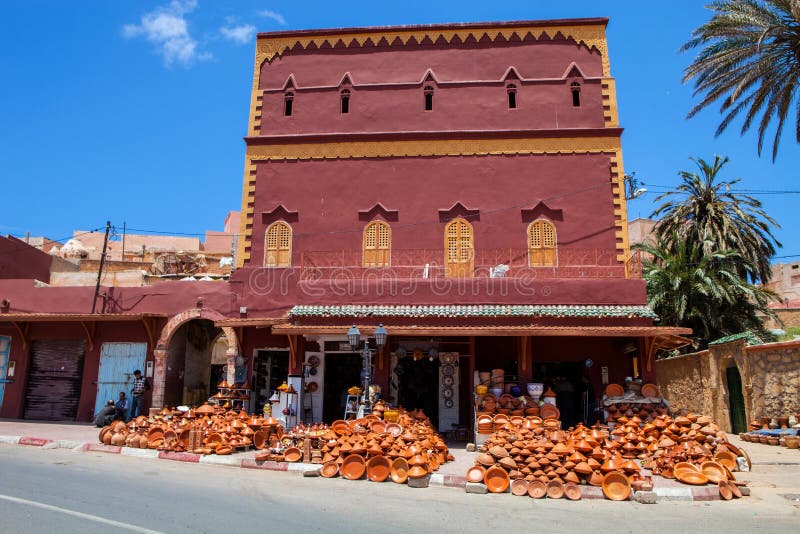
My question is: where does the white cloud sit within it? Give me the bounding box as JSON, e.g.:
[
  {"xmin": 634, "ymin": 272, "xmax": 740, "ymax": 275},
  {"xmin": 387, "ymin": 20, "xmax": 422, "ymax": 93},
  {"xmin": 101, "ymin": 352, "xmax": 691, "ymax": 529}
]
[
  {"xmin": 220, "ymin": 24, "xmax": 256, "ymax": 45},
  {"xmin": 258, "ymin": 9, "xmax": 287, "ymax": 26},
  {"xmin": 122, "ymin": 0, "xmax": 211, "ymax": 67}
]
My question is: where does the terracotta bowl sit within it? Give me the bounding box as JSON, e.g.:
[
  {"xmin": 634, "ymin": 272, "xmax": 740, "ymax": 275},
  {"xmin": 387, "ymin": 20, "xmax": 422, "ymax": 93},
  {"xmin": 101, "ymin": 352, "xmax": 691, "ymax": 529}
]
[
  {"xmin": 216, "ymin": 444, "xmax": 232, "ymax": 455},
  {"xmin": 718, "ymin": 481, "xmax": 733, "ymax": 500},
  {"xmin": 284, "ymin": 447, "xmax": 302, "ymax": 463},
  {"xmin": 484, "ymin": 466, "xmax": 510, "ymax": 493},
  {"xmin": 675, "ymin": 462, "xmax": 699, "ymax": 473},
  {"xmin": 466, "ymin": 465, "xmax": 486, "ymax": 484},
  {"xmin": 341, "ymin": 454, "xmax": 366, "ymax": 480},
  {"xmin": 602, "ymin": 472, "xmax": 631, "ymax": 501},
  {"xmin": 564, "ymin": 482, "xmax": 582, "ymax": 501},
  {"xmin": 714, "ymin": 451, "xmax": 737, "ymax": 470},
  {"xmin": 675, "ymin": 470, "xmax": 709, "ymax": 486},
  {"xmin": 385, "ymin": 423, "xmax": 403, "ymax": 437},
  {"xmin": 390, "ymin": 457, "xmax": 409, "ymax": 484},
  {"xmin": 527, "ymin": 479, "xmax": 547, "ymax": 498},
  {"xmin": 726, "ymin": 480, "xmax": 743, "ymax": 498},
  {"xmin": 254, "ymin": 451, "xmax": 270, "ymax": 462},
  {"xmin": 366, "ymin": 455, "xmax": 391, "ymax": 482},
  {"xmin": 321, "ymin": 461, "xmax": 340, "ymax": 478},
  {"xmin": 546, "ymin": 480, "xmax": 564, "ymax": 499},
  {"xmin": 510, "ymin": 479, "xmax": 529, "ymax": 496},
  {"xmin": 252, "ymin": 431, "xmax": 267, "ymax": 450},
  {"xmin": 700, "ymin": 461, "xmax": 727, "ymax": 483}
]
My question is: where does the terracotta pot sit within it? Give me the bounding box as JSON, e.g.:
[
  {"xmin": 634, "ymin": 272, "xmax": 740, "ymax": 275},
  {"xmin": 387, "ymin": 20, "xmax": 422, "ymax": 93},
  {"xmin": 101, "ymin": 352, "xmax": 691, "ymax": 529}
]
[
  {"xmin": 484, "ymin": 466, "xmax": 510, "ymax": 493},
  {"xmin": 366, "ymin": 455, "xmax": 391, "ymax": 482},
  {"xmin": 341, "ymin": 454, "xmax": 366, "ymax": 480},
  {"xmin": 216, "ymin": 444, "xmax": 233, "ymax": 455},
  {"xmin": 700, "ymin": 461, "xmax": 727, "ymax": 483},
  {"xmin": 390, "ymin": 457, "xmax": 409, "ymax": 484},
  {"xmin": 718, "ymin": 481, "xmax": 733, "ymax": 500},
  {"xmin": 321, "ymin": 461, "xmax": 339, "ymax": 478},
  {"xmin": 714, "ymin": 451, "xmax": 737, "ymax": 470},
  {"xmin": 407, "ymin": 465, "xmax": 429, "ymax": 479},
  {"xmin": 675, "ymin": 470, "xmax": 709, "ymax": 485},
  {"xmin": 546, "ymin": 480, "xmax": 564, "ymax": 499},
  {"xmin": 466, "ymin": 465, "xmax": 486, "ymax": 484},
  {"xmin": 254, "ymin": 452, "xmax": 270, "ymax": 462},
  {"xmin": 527, "ymin": 479, "xmax": 546, "ymax": 498},
  {"xmin": 564, "ymin": 482, "xmax": 582, "ymax": 501},
  {"xmin": 283, "ymin": 447, "xmax": 302, "ymax": 463},
  {"xmin": 510, "ymin": 478, "xmax": 529, "ymax": 496},
  {"xmin": 110, "ymin": 432, "xmax": 125, "ymax": 446},
  {"xmin": 588, "ymin": 470, "xmax": 605, "ymax": 487},
  {"xmin": 602, "ymin": 472, "xmax": 631, "ymax": 501}
]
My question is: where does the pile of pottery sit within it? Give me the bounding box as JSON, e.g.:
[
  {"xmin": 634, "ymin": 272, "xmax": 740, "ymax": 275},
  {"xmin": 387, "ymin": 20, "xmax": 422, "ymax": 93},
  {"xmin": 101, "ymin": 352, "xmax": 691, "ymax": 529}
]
[
  {"xmin": 317, "ymin": 413, "xmax": 453, "ymax": 485},
  {"xmin": 476, "ymin": 393, "xmax": 542, "ymax": 418},
  {"xmin": 98, "ymin": 404, "xmax": 284, "ymax": 455},
  {"xmin": 469, "ymin": 412, "xmax": 750, "ymax": 501},
  {"xmin": 606, "ymin": 402, "xmax": 669, "ymax": 423}
]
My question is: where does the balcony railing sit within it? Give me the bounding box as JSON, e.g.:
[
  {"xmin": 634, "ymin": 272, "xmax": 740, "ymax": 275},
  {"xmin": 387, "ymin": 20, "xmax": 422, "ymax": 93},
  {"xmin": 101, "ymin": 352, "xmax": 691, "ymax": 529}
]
[{"xmin": 299, "ymin": 248, "xmax": 643, "ymax": 280}]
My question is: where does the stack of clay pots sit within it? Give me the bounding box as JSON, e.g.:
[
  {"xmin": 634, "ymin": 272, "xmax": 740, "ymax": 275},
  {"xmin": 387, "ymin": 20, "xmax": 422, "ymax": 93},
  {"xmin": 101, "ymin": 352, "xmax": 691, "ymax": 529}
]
[
  {"xmin": 318, "ymin": 412, "xmax": 453, "ymax": 484},
  {"xmin": 469, "ymin": 412, "xmax": 750, "ymax": 500},
  {"xmin": 606, "ymin": 402, "xmax": 669, "ymax": 422},
  {"xmin": 476, "ymin": 393, "xmax": 541, "ymax": 418},
  {"xmin": 98, "ymin": 404, "xmax": 283, "ymax": 455}
]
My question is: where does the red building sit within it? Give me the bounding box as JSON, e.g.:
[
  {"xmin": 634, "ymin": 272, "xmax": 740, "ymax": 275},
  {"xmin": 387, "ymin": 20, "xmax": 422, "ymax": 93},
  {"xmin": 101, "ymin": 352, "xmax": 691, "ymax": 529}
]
[{"xmin": 0, "ymin": 18, "xmax": 689, "ymax": 429}]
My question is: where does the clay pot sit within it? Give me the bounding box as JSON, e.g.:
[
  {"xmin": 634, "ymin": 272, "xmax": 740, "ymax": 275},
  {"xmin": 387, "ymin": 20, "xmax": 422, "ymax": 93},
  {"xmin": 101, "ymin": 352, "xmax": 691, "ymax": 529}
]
[
  {"xmin": 407, "ymin": 465, "xmax": 429, "ymax": 479},
  {"xmin": 564, "ymin": 482, "xmax": 582, "ymax": 501},
  {"xmin": 102, "ymin": 430, "xmax": 114, "ymax": 446},
  {"xmin": 700, "ymin": 461, "xmax": 727, "ymax": 483},
  {"xmin": 216, "ymin": 444, "xmax": 233, "ymax": 455},
  {"xmin": 484, "ymin": 466, "xmax": 510, "ymax": 493},
  {"xmin": 366, "ymin": 455, "xmax": 391, "ymax": 482},
  {"xmin": 588, "ymin": 470, "xmax": 605, "ymax": 487},
  {"xmin": 321, "ymin": 461, "xmax": 339, "ymax": 478},
  {"xmin": 510, "ymin": 478, "xmax": 529, "ymax": 496},
  {"xmin": 110, "ymin": 432, "xmax": 125, "ymax": 446},
  {"xmin": 675, "ymin": 470, "xmax": 709, "ymax": 485},
  {"xmin": 466, "ymin": 465, "xmax": 486, "ymax": 483},
  {"xmin": 390, "ymin": 457, "xmax": 409, "ymax": 484},
  {"xmin": 602, "ymin": 472, "xmax": 631, "ymax": 501},
  {"xmin": 341, "ymin": 454, "xmax": 366, "ymax": 480},
  {"xmin": 527, "ymin": 479, "xmax": 546, "ymax": 498},
  {"xmin": 546, "ymin": 480, "xmax": 564, "ymax": 499},
  {"xmin": 714, "ymin": 451, "xmax": 737, "ymax": 470},
  {"xmin": 718, "ymin": 481, "xmax": 733, "ymax": 500}
]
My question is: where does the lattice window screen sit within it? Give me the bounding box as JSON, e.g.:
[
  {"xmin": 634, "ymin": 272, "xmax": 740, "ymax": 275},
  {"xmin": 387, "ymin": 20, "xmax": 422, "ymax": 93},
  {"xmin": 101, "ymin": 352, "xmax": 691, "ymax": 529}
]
[
  {"xmin": 528, "ymin": 220, "xmax": 556, "ymax": 267},
  {"xmin": 363, "ymin": 221, "xmax": 391, "ymax": 267},
  {"xmin": 265, "ymin": 221, "xmax": 292, "ymax": 267}
]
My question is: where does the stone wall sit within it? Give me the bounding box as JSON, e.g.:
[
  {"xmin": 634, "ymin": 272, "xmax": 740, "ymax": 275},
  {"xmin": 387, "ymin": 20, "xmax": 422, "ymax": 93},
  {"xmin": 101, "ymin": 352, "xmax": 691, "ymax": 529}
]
[{"xmin": 656, "ymin": 339, "xmax": 800, "ymax": 432}]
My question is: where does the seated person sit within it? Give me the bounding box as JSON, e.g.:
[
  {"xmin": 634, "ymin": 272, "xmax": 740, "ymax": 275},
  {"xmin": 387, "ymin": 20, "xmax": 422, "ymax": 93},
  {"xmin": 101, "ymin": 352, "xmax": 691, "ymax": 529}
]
[
  {"xmin": 93, "ymin": 400, "xmax": 117, "ymax": 427},
  {"xmin": 115, "ymin": 392, "xmax": 129, "ymax": 421}
]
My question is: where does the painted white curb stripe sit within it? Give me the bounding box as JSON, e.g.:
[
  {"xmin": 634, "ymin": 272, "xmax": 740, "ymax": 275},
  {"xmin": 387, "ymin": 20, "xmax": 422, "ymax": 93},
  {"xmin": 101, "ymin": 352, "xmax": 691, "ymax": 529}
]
[
  {"xmin": 0, "ymin": 435, "xmax": 21, "ymax": 445},
  {"xmin": 286, "ymin": 462, "xmax": 319, "ymax": 472},
  {"xmin": 120, "ymin": 448, "xmax": 160, "ymax": 459},
  {"xmin": 653, "ymin": 487, "xmax": 693, "ymax": 500},
  {"xmin": 199, "ymin": 455, "xmax": 241, "ymax": 467},
  {"xmin": 0, "ymin": 493, "xmax": 164, "ymax": 534}
]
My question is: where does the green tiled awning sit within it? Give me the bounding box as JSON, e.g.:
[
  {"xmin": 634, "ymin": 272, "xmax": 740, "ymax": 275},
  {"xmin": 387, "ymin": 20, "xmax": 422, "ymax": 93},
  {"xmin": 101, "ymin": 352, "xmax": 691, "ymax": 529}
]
[
  {"xmin": 290, "ymin": 304, "xmax": 657, "ymax": 319},
  {"xmin": 708, "ymin": 331, "xmax": 764, "ymax": 346}
]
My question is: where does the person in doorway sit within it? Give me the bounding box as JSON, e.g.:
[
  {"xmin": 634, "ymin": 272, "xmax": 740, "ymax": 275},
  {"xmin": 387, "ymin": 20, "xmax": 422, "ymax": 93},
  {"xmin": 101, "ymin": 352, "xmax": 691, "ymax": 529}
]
[
  {"xmin": 130, "ymin": 369, "xmax": 150, "ymax": 419},
  {"xmin": 93, "ymin": 400, "xmax": 116, "ymax": 427},
  {"xmin": 115, "ymin": 391, "xmax": 129, "ymax": 421}
]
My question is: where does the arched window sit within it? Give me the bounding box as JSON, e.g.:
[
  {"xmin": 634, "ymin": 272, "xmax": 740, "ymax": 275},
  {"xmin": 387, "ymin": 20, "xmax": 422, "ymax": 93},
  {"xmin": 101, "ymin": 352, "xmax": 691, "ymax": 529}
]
[
  {"xmin": 528, "ymin": 220, "xmax": 557, "ymax": 267},
  {"xmin": 444, "ymin": 218, "xmax": 474, "ymax": 278},
  {"xmin": 284, "ymin": 91, "xmax": 294, "ymax": 116},
  {"xmin": 340, "ymin": 89, "xmax": 350, "ymax": 114},
  {"xmin": 507, "ymin": 84, "xmax": 517, "ymax": 109},
  {"xmin": 363, "ymin": 221, "xmax": 391, "ymax": 267},
  {"xmin": 424, "ymin": 85, "xmax": 434, "ymax": 111},
  {"xmin": 264, "ymin": 221, "xmax": 292, "ymax": 267},
  {"xmin": 570, "ymin": 82, "xmax": 581, "ymax": 107}
]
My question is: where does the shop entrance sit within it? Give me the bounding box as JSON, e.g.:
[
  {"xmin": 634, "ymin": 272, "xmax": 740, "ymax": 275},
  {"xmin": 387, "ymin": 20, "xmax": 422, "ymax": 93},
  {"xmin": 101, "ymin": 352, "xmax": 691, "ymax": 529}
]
[
  {"xmin": 323, "ymin": 353, "xmax": 361, "ymax": 422},
  {"xmin": 396, "ymin": 355, "xmax": 439, "ymax": 429},
  {"xmin": 253, "ymin": 350, "xmax": 289, "ymax": 412},
  {"xmin": 165, "ymin": 319, "xmax": 222, "ymax": 407},
  {"xmin": 531, "ymin": 361, "xmax": 584, "ymax": 427}
]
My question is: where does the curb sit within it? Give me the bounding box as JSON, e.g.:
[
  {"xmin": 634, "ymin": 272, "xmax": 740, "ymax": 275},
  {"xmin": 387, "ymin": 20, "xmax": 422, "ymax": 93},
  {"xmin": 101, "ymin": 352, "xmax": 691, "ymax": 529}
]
[{"xmin": 0, "ymin": 435, "xmax": 721, "ymax": 499}]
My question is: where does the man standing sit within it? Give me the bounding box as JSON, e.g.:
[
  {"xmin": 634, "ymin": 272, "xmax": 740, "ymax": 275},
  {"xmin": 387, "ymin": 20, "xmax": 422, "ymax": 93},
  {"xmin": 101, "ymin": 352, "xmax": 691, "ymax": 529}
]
[{"xmin": 130, "ymin": 369, "xmax": 149, "ymax": 419}]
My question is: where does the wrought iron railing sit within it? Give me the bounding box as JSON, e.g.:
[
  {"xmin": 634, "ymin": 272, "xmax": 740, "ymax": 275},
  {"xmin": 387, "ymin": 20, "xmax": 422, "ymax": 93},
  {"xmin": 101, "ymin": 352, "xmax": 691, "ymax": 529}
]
[{"xmin": 299, "ymin": 248, "xmax": 642, "ymax": 280}]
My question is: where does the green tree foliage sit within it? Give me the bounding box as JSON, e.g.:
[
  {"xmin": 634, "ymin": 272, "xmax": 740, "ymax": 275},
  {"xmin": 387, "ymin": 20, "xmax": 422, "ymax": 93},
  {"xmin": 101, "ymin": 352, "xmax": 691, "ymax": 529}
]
[
  {"xmin": 637, "ymin": 235, "xmax": 776, "ymax": 348},
  {"xmin": 682, "ymin": 0, "xmax": 800, "ymax": 160},
  {"xmin": 651, "ymin": 155, "xmax": 780, "ymax": 282}
]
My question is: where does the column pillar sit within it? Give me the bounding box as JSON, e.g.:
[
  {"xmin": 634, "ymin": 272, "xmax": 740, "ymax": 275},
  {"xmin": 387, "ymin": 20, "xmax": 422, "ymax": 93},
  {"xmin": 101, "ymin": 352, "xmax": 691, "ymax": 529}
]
[{"xmin": 151, "ymin": 348, "xmax": 167, "ymax": 413}]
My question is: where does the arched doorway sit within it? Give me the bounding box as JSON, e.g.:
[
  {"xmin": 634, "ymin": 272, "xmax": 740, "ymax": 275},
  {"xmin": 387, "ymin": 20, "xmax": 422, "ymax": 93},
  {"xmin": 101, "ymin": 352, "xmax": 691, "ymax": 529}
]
[
  {"xmin": 165, "ymin": 319, "xmax": 222, "ymax": 407},
  {"xmin": 725, "ymin": 363, "xmax": 747, "ymax": 434}
]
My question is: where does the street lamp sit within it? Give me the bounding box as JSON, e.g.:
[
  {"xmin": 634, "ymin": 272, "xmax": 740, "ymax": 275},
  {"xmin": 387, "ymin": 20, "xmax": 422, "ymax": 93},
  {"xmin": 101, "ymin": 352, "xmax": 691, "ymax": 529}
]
[{"xmin": 347, "ymin": 323, "xmax": 388, "ymax": 415}]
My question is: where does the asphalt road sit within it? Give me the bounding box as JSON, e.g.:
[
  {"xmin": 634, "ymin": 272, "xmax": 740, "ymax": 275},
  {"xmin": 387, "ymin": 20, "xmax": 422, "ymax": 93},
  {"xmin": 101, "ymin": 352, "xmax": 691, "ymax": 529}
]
[{"xmin": 0, "ymin": 445, "xmax": 797, "ymax": 534}]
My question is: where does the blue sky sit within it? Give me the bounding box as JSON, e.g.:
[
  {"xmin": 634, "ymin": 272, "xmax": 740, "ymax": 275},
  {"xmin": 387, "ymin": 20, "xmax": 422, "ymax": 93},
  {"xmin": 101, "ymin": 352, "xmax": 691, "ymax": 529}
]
[{"xmin": 1, "ymin": 1, "xmax": 798, "ymax": 262}]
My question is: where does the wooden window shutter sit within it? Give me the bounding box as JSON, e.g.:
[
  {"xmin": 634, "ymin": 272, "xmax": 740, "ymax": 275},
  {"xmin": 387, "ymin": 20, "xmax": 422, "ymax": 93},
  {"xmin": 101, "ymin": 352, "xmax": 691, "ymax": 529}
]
[
  {"xmin": 528, "ymin": 220, "xmax": 556, "ymax": 267},
  {"xmin": 363, "ymin": 221, "xmax": 391, "ymax": 267},
  {"xmin": 265, "ymin": 221, "xmax": 292, "ymax": 267},
  {"xmin": 445, "ymin": 218, "xmax": 474, "ymax": 278}
]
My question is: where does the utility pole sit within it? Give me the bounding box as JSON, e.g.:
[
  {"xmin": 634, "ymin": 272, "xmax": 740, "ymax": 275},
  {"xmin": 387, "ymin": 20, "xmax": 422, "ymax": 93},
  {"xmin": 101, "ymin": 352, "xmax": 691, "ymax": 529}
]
[
  {"xmin": 121, "ymin": 221, "xmax": 126, "ymax": 261},
  {"xmin": 92, "ymin": 221, "xmax": 111, "ymax": 314}
]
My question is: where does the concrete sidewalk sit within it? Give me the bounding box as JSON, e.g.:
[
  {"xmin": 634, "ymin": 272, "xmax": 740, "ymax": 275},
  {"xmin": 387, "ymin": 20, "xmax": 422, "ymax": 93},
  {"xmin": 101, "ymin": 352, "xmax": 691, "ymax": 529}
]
[{"xmin": 3, "ymin": 419, "xmax": 797, "ymax": 502}]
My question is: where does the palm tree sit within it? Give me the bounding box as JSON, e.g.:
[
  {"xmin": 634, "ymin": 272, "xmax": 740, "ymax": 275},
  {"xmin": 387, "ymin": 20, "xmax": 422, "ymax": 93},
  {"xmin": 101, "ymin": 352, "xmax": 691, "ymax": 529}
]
[
  {"xmin": 651, "ymin": 155, "xmax": 780, "ymax": 282},
  {"xmin": 636, "ymin": 234, "xmax": 776, "ymax": 346},
  {"xmin": 681, "ymin": 0, "xmax": 800, "ymax": 160}
]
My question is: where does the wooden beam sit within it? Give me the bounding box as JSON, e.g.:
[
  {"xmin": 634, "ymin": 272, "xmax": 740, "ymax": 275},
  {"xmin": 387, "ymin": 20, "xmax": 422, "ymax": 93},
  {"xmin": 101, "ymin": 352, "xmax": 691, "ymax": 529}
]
[
  {"xmin": 11, "ymin": 321, "xmax": 29, "ymax": 350},
  {"xmin": 141, "ymin": 317, "xmax": 156, "ymax": 349},
  {"xmin": 79, "ymin": 321, "xmax": 95, "ymax": 352}
]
